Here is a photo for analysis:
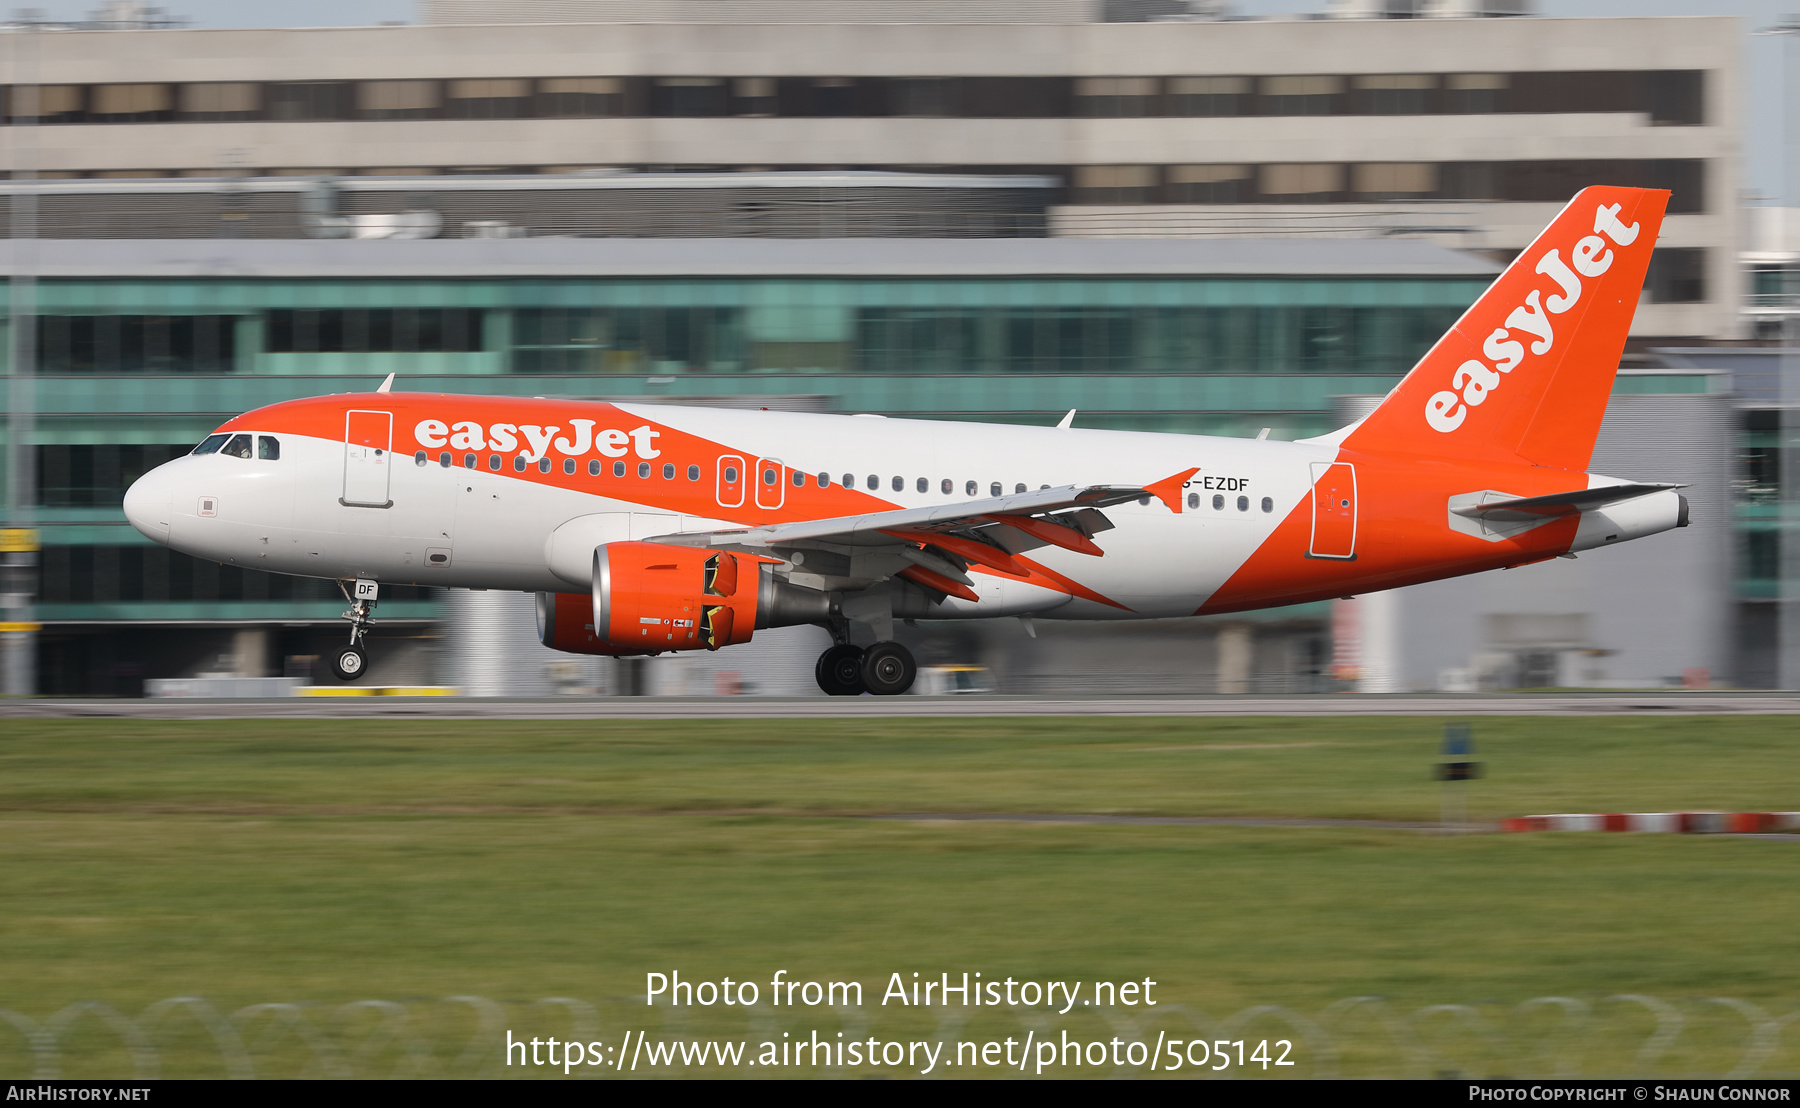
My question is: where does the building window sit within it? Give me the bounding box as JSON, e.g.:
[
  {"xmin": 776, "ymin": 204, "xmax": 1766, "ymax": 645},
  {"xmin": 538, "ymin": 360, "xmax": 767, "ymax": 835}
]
[
  {"xmin": 88, "ymin": 83, "xmax": 173, "ymax": 123},
  {"xmin": 652, "ymin": 77, "xmax": 728, "ymax": 117},
  {"xmin": 446, "ymin": 78, "xmax": 532, "ymax": 120},
  {"xmin": 1645, "ymin": 248, "xmax": 1706, "ymax": 304},
  {"xmin": 1074, "ymin": 77, "xmax": 1157, "ymax": 118},
  {"xmin": 38, "ymin": 315, "xmax": 238, "ymax": 374},
  {"xmin": 179, "ymin": 82, "xmax": 259, "ymax": 122},
  {"xmin": 265, "ymin": 82, "xmax": 354, "ymax": 121},
  {"xmin": 1167, "ymin": 76, "xmax": 1248, "ymax": 117},
  {"xmin": 36, "ymin": 444, "xmax": 188, "ymax": 508},
  {"xmin": 1353, "ymin": 162, "xmax": 1438, "ymax": 200},
  {"xmin": 358, "ymin": 80, "xmax": 440, "ymax": 121},
  {"xmin": 732, "ymin": 77, "xmax": 778, "ymax": 117},
  {"xmin": 1443, "ymin": 73, "xmax": 1507, "ymax": 114},
  {"xmin": 1072, "ymin": 165, "xmax": 1159, "ymax": 205},
  {"xmin": 1166, "ymin": 164, "xmax": 1252, "ymax": 204},
  {"xmin": 890, "ymin": 77, "xmax": 956, "ymax": 117},
  {"xmin": 1351, "ymin": 74, "xmax": 1434, "ymax": 116},
  {"xmin": 1646, "ymin": 70, "xmax": 1704, "ymax": 126},
  {"xmin": 538, "ymin": 77, "xmax": 626, "ymax": 117},
  {"xmin": 265, "ymin": 309, "xmax": 484, "ymax": 354},
  {"xmin": 1260, "ymin": 75, "xmax": 1342, "ymax": 116},
  {"xmin": 1260, "ymin": 163, "xmax": 1345, "ymax": 201},
  {"xmin": 8, "ymin": 84, "xmax": 84, "ymax": 124}
]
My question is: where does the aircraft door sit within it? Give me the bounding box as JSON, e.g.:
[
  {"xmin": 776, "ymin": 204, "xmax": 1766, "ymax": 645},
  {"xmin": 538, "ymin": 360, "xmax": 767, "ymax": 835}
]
[
  {"xmin": 716, "ymin": 454, "xmax": 745, "ymax": 509},
  {"xmin": 754, "ymin": 458, "xmax": 785, "ymax": 510},
  {"xmin": 1308, "ymin": 461, "xmax": 1356, "ymax": 560},
  {"xmin": 343, "ymin": 409, "xmax": 393, "ymax": 508}
]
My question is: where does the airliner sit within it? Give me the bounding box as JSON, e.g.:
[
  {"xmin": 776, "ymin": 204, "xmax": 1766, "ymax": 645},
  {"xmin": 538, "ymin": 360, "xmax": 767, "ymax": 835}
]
[{"xmin": 123, "ymin": 186, "xmax": 1684, "ymax": 695}]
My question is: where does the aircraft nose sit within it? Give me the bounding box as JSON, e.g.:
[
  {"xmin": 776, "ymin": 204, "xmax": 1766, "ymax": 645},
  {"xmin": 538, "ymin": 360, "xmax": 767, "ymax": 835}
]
[{"xmin": 123, "ymin": 462, "xmax": 175, "ymax": 545}]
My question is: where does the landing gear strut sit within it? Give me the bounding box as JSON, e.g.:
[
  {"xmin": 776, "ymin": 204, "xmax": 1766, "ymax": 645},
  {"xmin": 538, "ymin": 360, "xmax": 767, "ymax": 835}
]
[
  {"xmin": 814, "ymin": 640, "xmax": 917, "ymax": 696},
  {"xmin": 333, "ymin": 579, "xmax": 377, "ymax": 682}
]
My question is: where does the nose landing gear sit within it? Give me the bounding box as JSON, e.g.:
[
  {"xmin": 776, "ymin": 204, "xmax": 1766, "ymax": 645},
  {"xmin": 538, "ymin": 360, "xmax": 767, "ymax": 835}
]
[
  {"xmin": 813, "ymin": 640, "xmax": 916, "ymax": 696},
  {"xmin": 333, "ymin": 579, "xmax": 378, "ymax": 682}
]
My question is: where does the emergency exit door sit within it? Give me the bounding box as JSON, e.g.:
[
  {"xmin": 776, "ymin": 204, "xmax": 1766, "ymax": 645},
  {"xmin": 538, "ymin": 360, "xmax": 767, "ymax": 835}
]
[
  {"xmin": 1308, "ymin": 461, "xmax": 1356, "ymax": 559},
  {"xmin": 343, "ymin": 409, "xmax": 393, "ymax": 508}
]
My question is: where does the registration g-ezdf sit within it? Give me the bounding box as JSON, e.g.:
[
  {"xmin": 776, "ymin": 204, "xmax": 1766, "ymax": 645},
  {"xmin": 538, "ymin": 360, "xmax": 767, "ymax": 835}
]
[{"xmin": 1161, "ymin": 1038, "xmax": 1295, "ymax": 1071}]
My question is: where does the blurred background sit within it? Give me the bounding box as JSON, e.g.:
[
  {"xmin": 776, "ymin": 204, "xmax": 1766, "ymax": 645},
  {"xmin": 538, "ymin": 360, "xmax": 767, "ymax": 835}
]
[{"xmin": 0, "ymin": 0, "xmax": 1792, "ymax": 697}]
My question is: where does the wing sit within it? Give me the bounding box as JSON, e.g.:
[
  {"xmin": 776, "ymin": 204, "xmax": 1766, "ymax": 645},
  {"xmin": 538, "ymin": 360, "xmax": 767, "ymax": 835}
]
[{"xmin": 644, "ymin": 481, "xmax": 1178, "ymax": 601}]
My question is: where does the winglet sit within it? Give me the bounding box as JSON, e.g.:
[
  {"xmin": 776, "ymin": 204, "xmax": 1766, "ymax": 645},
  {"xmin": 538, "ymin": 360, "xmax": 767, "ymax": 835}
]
[
  {"xmin": 1143, "ymin": 467, "xmax": 1200, "ymax": 514},
  {"xmin": 1056, "ymin": 409, "xmax": 1076, "ymax": 429},
  {"xmin": 376, "ymin": 373, "xmax": 395, "ymax": 394}
]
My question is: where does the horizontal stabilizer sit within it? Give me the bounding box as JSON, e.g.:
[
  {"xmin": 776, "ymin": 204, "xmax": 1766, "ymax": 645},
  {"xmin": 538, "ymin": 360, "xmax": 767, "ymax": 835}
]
[{"xmin": 1453, "ymin": 482, "xmax": 1683, "ymax": 521}]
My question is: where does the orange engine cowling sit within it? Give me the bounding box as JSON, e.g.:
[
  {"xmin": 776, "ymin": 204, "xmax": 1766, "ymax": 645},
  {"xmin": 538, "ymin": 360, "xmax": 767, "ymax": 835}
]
[{"xmin": 536, "ymin": 542, "xmax": 760, "ymax": 656}]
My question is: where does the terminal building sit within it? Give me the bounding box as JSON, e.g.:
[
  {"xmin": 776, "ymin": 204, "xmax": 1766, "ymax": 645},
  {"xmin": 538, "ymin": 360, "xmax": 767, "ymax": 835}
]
[{"xmin": 0, "ymin": 5, "xmax": 1759, "ymax": 693}]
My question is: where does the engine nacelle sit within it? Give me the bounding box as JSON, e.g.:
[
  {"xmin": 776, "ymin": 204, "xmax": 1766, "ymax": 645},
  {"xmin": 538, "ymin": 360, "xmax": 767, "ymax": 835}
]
[{"xmin": 536, "ymin": 542, "xmax": 761, "ymax": 656}]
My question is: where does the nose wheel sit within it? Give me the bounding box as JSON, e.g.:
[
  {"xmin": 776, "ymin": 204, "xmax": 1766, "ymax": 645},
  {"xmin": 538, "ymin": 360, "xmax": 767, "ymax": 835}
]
[
  {"xmin": 330, "ymin": 643, "xmax": 368, "ymax": 682},
  {"xmin": 334, "ymin": 579, "xmax": 378, "ymax": 682}
]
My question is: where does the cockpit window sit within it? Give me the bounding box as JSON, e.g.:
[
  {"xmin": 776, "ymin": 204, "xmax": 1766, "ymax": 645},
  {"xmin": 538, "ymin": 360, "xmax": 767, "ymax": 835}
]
[
  {"xmin": 222, "ymin": 434, "xmax": 253, "ymax": 459},
  {"xmin": 192, "ymin": 434, "xmax": 229, "ymax": 455},
  {"xmin": 258, "ymin": 435, "xmax": 281, "ymax": 461}
]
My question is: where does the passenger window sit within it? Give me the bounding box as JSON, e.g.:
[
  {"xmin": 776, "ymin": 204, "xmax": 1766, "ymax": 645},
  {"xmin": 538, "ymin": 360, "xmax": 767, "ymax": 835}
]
[
  {"xmin": 817, "ymin": 472, "xmax": 829, "ymax": 487},
  {"xmin": 1237, "ymin": 495, "xmax": 1249, "ymax": 511},
  {"xmin": 791, "ymin": 469, "xmax": 805, "ymax": 487},
  {"xmin": 866, "ymin": 474, "xmax": 878, "ymax": 491},
  {"xmin": 259, "ymin": 436, "xmax": 282, "ymax": 461},
  {"xmin": 513, "ymin": 456, "xmax": 526, "ymax": 472},
  {"xmin": 414, "ymin": 450, "xmax": 428, "ymax": 467},
  {"xmin": 1188, "ymin": 492, "xmax": 1199, "ymax": 509},
  {"xmin": 638, "ymin": 462, "xmax": 651, "ymax": 478},
  {"xmin": 843, "ymin": 474, "xmax": 854, "ymax": 489},
  {"xmin": 990, "ymin": 483, "xmax": 1001, "ymax": 497},
  {"xmin": 192, "ymin": 433, "xmax": 228, "ymax": 455},
  {"xmin": 223, "ymin": 434, "xmax": 253, "ymax": 459},
  {"xmin": 1261, "ymin": 496, "xmax": 1273, "ymax": 513},
  {"xmin": 588, "ymin": 460, "xmax": 601, "ymax": 476},
  {"xmin": 917, "ymin": 477, "xmax": 928, "ymax": 493},
  {"xmin": 1015, "ymin": 484, "xmax": 1026, "ymax": 494},
  {"xmin": 465, "ymin": 453, "xmax": 476, "ymax": 469},
  {"xmin": 665, "ymin": 463, "xmax": 677, "ymax": 480},
  {"xmin": 563, "ymin": 458, "xmax": 575, "ymax": 475},
  {"xmin": 1212, "ymin": 494, "xmax": 1224, "ymax": 510},
  {"xmin": 891, "ymin": 476, "xmax": 903, "ymax": 493},
  {"xmin": 965, "ymin": 480, "xmax": 976, "ymax": 496},
  {"xmin": 488, "ymin": 454, "xmax": 500, "ymax": 471},
  {"xmin": 537, "ymin": 458, "xmax": 551, "ymax": 474},
  {"xmin": 941, "ymin": 479, "xmax": 952, "ymax": 495},
  {"xmin": 762, "ymin": 467, "xmax": 777, "ymax": 485},
  {"xmin": 439, "ymin": 451, "xmax": 451, "ymax": 468},
  {"xmin": 689, "ymin": 465, "xmax": 701, "ymax": 481}
]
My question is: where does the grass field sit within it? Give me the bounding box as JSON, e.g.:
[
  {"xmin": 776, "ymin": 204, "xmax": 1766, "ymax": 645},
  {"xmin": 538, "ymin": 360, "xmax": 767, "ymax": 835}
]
[{"xmin": 2, "ymin": 714, "xmax": 1798, "ymax": 1078}]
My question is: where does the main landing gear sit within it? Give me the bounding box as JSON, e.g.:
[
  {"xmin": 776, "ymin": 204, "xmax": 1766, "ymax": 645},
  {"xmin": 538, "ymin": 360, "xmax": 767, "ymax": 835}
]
[
  {"xmin": 332, "ymin": 579, "xmax": 378, "ymax": 682},
  {"xmin": 814, "ymin": 640, "xmax": 917, "ymax": 696}
]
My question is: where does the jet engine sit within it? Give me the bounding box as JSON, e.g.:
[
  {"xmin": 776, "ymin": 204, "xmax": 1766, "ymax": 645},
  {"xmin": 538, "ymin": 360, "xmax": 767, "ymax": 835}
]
[{"xmin": 536, "ymin": 541, "xmax": 831, "ymax": 656}]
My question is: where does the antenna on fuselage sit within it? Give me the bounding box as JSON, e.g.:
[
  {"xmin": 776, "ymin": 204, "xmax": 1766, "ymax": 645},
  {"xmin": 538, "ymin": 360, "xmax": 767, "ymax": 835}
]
[
  {"xmin": 376, "ymin": 373, "xmax": 395, "ymax": 394},
  {"xmin": 1056, "ymin": 409, "xmax": 1075, "ymax": 429}
]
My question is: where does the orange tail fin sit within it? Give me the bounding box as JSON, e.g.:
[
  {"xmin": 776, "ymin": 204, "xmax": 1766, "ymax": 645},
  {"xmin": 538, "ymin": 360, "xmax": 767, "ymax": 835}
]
[{"xmin": 1341, "ymin": 186, "xmax": 1669, "ymax": 472}]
